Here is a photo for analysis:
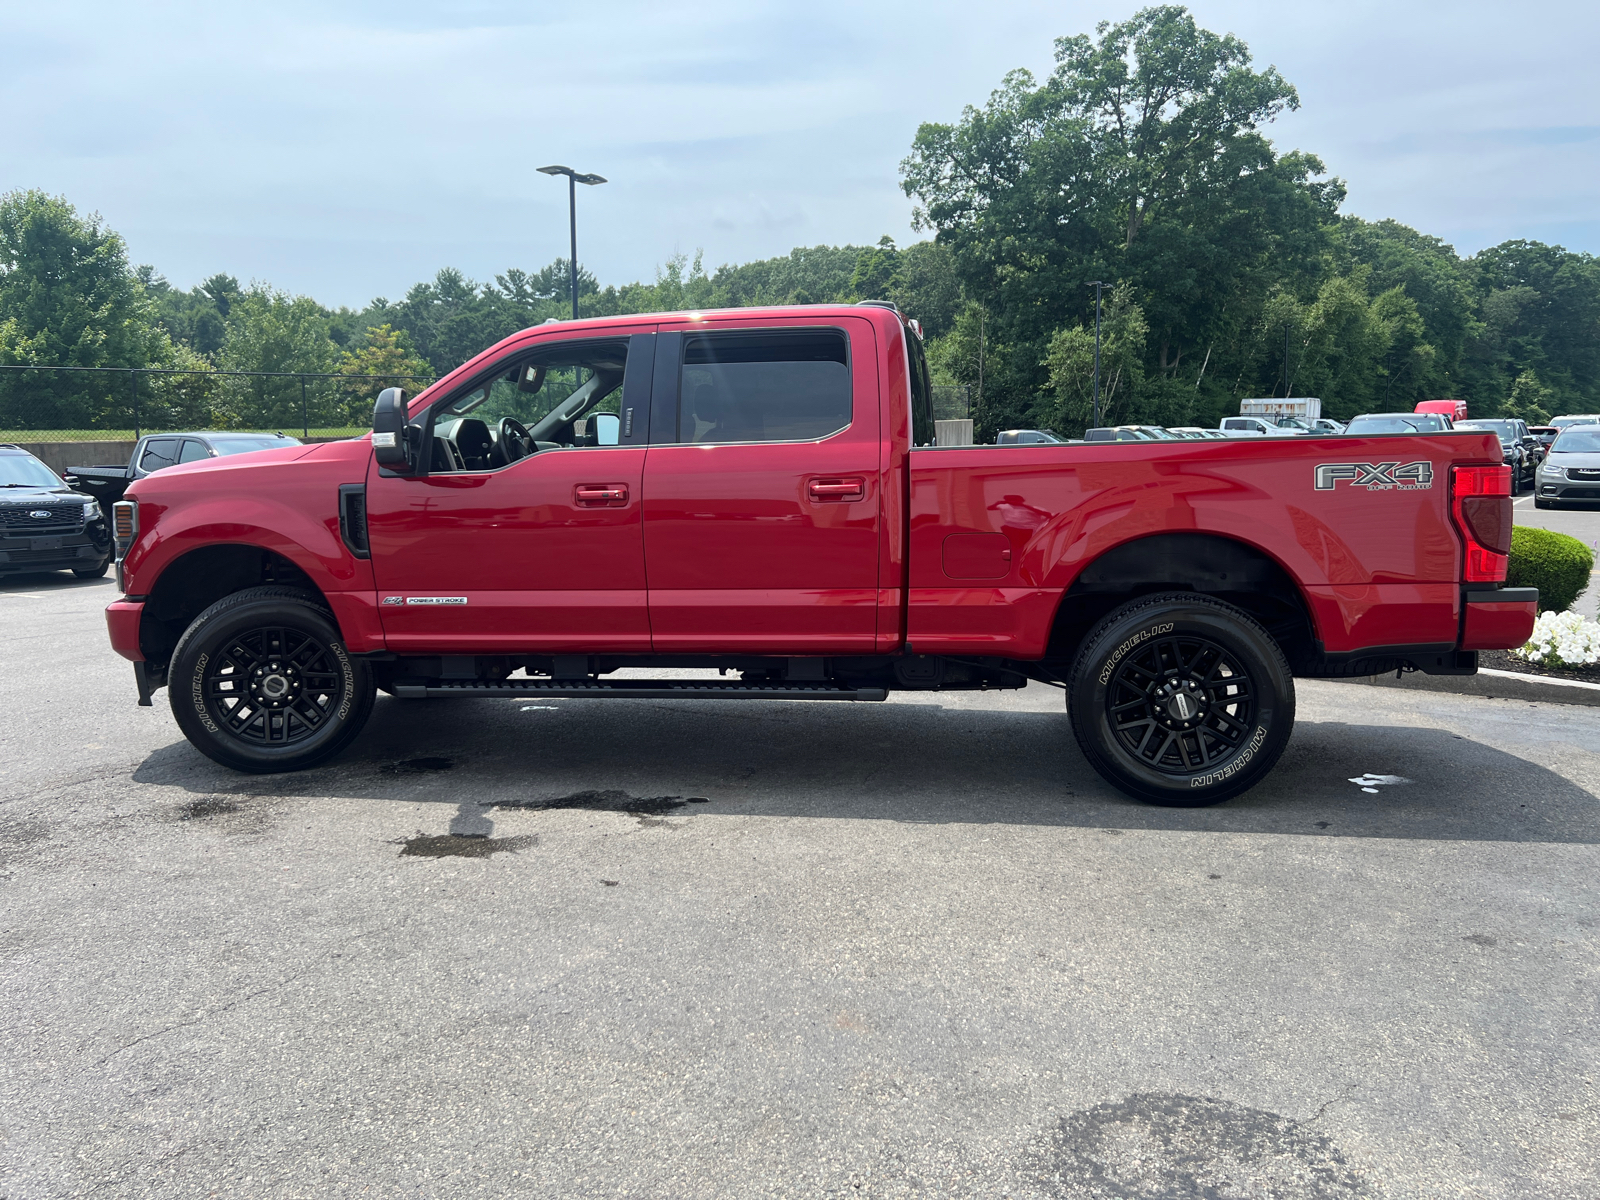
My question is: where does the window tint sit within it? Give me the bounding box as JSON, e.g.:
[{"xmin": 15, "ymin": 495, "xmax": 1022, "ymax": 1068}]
[
  {"xmin": 139, "ymin": 439, "xmax": 180, "ymax": 472},
  {"xmin": 679, "ymin": 330, "xmax": 850, "ymax": 444},
  {"xmin": 178, "ymin": 439, "xmax": 210, "ymax": 463}
]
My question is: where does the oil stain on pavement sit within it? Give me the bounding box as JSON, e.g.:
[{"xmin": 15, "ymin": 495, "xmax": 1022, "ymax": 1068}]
[
  {"xmin": 494, "ymin": 790, "xmax": 710, "ymax": 819},
  {"xmin": 397, "ymin": 832, "xmax": 537, "ymax": 859},
  {"xmin": 1021, "ymin": 1092, "xmax": 1368, "ymax": 1198}
]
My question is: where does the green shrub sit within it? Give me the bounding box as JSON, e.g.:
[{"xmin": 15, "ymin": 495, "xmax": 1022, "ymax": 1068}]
[{"xmin": 1507, "ymin": 526, "xmax": 1594, "ymax": 613}]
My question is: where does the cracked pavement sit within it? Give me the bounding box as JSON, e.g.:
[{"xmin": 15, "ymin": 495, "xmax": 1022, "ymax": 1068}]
[{"xmin": 2, "ymin": 573, "xmax": 1599, "ymax": 1198}]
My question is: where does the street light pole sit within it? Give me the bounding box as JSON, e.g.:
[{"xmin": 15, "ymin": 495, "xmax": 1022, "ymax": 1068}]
[
  {"xmin": 538, "ymin": 165, "xmax": 607, "ymax": 321},
  {"xmin": 1088, "ymin": 281, "xmax": 1104, "ymax": 428}
]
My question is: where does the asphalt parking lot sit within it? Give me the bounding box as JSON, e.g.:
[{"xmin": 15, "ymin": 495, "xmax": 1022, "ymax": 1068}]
[{"xmin": 3, "ymin": 552, "xmax": 1599, "ymax": 1199}]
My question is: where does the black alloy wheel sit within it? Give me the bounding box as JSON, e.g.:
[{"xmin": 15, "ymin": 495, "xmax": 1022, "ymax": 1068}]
[
  {"xmin": 1068, "ymin": 593, "xmax": 1295, "ymax": 806},
  {"xmin": 169, "ymin": 586, "xmax": 375, "ymax": 772}
]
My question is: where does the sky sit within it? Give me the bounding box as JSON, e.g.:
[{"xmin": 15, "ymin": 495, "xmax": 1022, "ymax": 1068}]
[{"xmin": 4, "ymin": 0, "xmax": 1597, "ymax": 309}]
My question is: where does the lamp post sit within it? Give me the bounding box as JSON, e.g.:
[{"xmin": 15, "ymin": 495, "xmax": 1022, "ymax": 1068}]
[
  {"xmin": 537, "ymin": 165, "xmax": 607, "ymax": 321},
  {"xmin": 1087, "ymin": 281, "xmax": 1104, "ymax": 428}
]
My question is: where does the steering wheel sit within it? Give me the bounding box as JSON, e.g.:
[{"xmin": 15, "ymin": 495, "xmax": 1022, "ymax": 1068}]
[{"xmin": 497, "ymin": 416, "xmax": 534, "ymax": 464}]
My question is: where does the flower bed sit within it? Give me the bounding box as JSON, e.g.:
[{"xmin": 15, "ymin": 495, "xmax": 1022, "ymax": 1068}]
[{"xmin": 1489, "ymin": 609, "xmax": 1600, "ymax": 680}]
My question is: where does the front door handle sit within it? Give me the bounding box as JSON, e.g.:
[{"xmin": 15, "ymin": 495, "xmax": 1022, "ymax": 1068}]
[
  {"xmin": 807, "ymin": 477, "xmax": 866, "ymax": 502},
  {"xmin": 575, "ymin": 483, "xmax": 629, "ymax": 506}
]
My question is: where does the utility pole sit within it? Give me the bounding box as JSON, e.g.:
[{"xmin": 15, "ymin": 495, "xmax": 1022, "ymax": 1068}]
[
  {"xmin": 537, "ymin": 165, "xmax": 607, "ymax": 321},
  {"xmin": 977, "ymin": 308, "xmax": 985, "ymax": 414},
  {"xmin": 1088, "ymin": 281, "xmax": 1104, "ymax": 427},
  {"xmin": 1283, "ymin": 323, "xmax": 1290, "ymax": 398}
]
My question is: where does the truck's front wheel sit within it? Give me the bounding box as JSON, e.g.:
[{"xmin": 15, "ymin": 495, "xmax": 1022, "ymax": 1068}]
[
  {"xmin": 169, "ymin": 586, "xmax": 375, "ymax": 773},
  {"xmin": 1068, "ymin": 593, "xmax": 1295, "ymax": 806}
]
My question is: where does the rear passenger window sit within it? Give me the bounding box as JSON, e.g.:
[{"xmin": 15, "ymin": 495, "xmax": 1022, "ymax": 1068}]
[
  {"xmin": 679, "ymin": 330, "xmax": 850, "ymax": 444},
  {"xmin": 138, "ymin": 439, "xmax": 180, "ymax": 472}
]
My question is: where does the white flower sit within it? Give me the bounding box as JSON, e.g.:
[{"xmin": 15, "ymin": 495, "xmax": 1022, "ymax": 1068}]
[{"xmin": 1514, "ymin": 610, "xmax": 1600, "ymax": 668}]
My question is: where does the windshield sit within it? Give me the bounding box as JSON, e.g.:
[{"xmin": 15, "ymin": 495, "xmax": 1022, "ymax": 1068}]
[
  {"xmin": 1347, "ymin": 415, "xmax": 1445, "ymax": 434},
  {"xmin": 0, "ymin": 454, "xmax": 65, "ymax": 488},
  {"xmin": 1553, "ymin": 430, "xmax": 1600, "ymax": 453},
  {"xmin": 1551, "ymin": 416, "xmax": 1597, "ymax": 429},
  {"xmin": 213, "ymin": 437, "xmax": 299, "ymax": 457},
  {"xmin": 1455, "ymin": 421, "xmax": 1516, "ymax": 441}
]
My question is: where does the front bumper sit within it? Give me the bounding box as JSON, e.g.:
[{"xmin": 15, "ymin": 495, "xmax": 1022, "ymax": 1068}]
[
  {"xmin": 106, "ymin": 597, "xmax": 145, "ymax": 662},
  {"xmin": 1537, "ymin": 477, "xmax": 1600, "ymax": 502},
  {"xmin": 1460, "ymin": 587, "xmax": 1539, "ymax": 652},
  {"xmin": 0, "ymin": 533, "xmax": 110, "ymax": 574}
]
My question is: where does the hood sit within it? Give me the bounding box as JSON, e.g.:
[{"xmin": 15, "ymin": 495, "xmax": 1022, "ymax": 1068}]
[
  {"xmin": 0, "ymin": 485, "xmax": 91, "ymax": 505},
  {"xmin": 1548, "ymin": 450, "xmax": 1600, "ymax": 469}
]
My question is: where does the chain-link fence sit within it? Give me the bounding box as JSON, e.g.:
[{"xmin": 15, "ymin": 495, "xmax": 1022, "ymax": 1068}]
[
  {"xmin": 931, "ymin": 384, "xmax": 970, "ymax": 422},
  {"xmin": 0, "ymin": 364, "xmax": 434, "ymax": 442}
]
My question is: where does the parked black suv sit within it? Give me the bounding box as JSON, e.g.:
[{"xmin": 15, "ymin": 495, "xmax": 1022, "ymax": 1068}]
[{"xmin": 0, "ymin": 445, "xmax": 113, "ymax": 579}]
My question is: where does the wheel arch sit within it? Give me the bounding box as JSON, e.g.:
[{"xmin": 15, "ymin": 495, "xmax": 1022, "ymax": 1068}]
[
  {"xmin": 138, "ymin": 543, "xmax": 333, "ymax": 668},
  {"xmin": 1044, "ymin": 532, "xmax": 1319, "ymax": 673}
]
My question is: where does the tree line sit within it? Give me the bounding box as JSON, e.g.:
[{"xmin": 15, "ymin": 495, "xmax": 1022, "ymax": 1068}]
[{"xmin": 2, "ymin": 4, "xmax": 1596, "ymax": 437}]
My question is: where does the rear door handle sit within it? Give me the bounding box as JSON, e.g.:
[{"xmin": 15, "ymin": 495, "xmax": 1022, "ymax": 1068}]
[
  {"xmin": 575, "ymin": 484, "xmax": 629, "ymax": 506},
  {"xmin": 807, "ymin": 477, "xmax": 866, "ymax": 502}
]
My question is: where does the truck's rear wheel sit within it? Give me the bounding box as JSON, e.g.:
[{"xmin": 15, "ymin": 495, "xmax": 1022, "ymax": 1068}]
[
  {"xmin": 1068, "ymin": 593, "xmax": 1294, "ymax": 806},
  {"xmin": 169, "ymin": 586, "xmax": 375, "ymax": 773}
]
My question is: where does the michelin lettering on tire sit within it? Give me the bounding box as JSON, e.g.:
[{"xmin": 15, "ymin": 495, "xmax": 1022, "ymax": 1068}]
[
  {"xmin": 333, "ymin": 642, "xmax": 353, "ymax": 720},
  {"xmin": 1098, "ymin": 623, "xmax": 1174, "ymax": 686},
  {"xmin": 192, "ymin": 651, "xmax": 219, "ymax": 733},
  {"xmin": 1190, "ymin": 725, "xmax": 1268, "ymax": 788}
]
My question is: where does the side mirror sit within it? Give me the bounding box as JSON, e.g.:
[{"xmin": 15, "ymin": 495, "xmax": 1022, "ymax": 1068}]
[
  {"xmin": 372, "ymin": 387, "xmax": 414, "ymax": 470},
  {"xmin": 592, "ymin": 412, "xmax": 620, "ymax": 446}
]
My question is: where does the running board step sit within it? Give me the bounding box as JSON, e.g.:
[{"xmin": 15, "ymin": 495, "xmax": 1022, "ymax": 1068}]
[{"xmin": 391, "ymin": 679, "xmax": 888, "ymax": 702}]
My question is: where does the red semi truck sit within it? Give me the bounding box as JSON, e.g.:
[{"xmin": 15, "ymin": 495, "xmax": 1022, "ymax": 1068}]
[{"xmin": 103, "ymin": 303, "xmax": 1536, "ymax": 805}]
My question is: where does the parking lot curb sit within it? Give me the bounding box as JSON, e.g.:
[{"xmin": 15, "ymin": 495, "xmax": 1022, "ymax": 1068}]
[{"xmin": 1347, "ymin": 665, "xmax": 1600, "ymax": 707}]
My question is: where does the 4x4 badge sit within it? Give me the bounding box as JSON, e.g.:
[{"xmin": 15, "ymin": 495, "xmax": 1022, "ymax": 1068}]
[{"xmin": 1314, "ymin": 461, "xmax": 1433, "ymax": 491}]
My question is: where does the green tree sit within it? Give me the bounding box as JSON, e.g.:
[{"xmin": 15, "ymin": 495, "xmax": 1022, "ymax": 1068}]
[
  {"xmin": 336, "ymin": 324, "xmax": 434, "ymax": 425},
  {"xmin": 901, "ymin": 6, "xmax": 1342, "ymax": 429},
  {"xmin": 1042, "ymin": 283, "xmax": 1150, "ymax": 432},
  {"xmin": 0, "ymin": 189, "xmax": 177, "ymax": 430},
  {"xmin": 1504, "ymin": 369, "xmax": 1552, "ymax": 425},
  {"xmin": 216, "ymin": 285, "xmax": 340, "ymax": 429}
]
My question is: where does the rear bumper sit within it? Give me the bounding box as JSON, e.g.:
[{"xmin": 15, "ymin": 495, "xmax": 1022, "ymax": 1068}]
[
  {"xmin": 106, "ymin": 597, "xmax": 145, "ymax": 662},
  {"xmin": 1460, "ymin": 587, "xmax": 1539, "ymax": 651}
]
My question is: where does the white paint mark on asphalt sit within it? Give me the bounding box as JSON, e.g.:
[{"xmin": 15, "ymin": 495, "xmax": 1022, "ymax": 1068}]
[
  {"xmin": 520, "ymin": 705, "xmax": 561, "ymax": 711},
  {"xmin": 1350, "ymin": 774, "xmax": 1412, "ymax": 789}
]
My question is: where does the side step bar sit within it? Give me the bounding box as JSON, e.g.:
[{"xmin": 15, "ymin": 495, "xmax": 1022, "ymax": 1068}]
[{"xmin": 391, "ymin": 679, "xmax": 888, "ymax": 702}]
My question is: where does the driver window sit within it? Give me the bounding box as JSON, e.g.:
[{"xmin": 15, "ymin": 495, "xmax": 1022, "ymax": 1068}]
[{"xmin": 426, "ymin": 337, "xmax": 630, "ymax": 472}]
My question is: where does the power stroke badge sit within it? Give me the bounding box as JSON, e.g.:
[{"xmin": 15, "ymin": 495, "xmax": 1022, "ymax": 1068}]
[{"xmin": 1314, "ymin": 461, "xmax": 1434, "ymax": 492}]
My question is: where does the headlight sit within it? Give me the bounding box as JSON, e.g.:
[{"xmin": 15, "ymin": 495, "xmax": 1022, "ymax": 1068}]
[{"xmin": 82, "ymin": 499, "xmax": 102, "ymax": 521}]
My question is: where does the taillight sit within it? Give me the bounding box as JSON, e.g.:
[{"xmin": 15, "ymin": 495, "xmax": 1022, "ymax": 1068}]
[
  {"xmin": 1452, "ymin": 465, "xmax": 1510, "ymax": 582},
  {"xmin": 112, "ymin": 500, "xmax": 138, "ymax": 552}
]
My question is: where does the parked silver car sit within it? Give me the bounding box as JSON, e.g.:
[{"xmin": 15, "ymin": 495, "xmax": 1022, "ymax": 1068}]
[{"xmin": 1536, "ymin": 426, "xmax": 1600, "ymax": 509}]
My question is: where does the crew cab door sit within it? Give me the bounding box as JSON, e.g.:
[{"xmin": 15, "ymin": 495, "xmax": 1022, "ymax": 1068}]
[
  {"xmin": 642, "ymin": 317, "xmax": 882, "ymax": 652},
  {"xmin": 365, "ymin": 326, "xmax": 656, "ymax": 654}
]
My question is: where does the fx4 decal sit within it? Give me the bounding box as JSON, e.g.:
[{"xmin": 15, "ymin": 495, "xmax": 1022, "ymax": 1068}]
[{"xmin": 1314, "ymin": 461, "xmax": 1434, "ymax": 492}]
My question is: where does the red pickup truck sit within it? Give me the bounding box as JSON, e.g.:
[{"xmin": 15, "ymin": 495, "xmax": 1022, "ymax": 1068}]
[{"xmin": 103, "ymin": 303, "xmax": 1536, "ymax": 806}]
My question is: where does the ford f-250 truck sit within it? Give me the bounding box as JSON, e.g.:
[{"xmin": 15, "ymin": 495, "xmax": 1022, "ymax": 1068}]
[{"xmin": 102, "ymin": 302, "xmax": 1537, "ymax": 806}]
